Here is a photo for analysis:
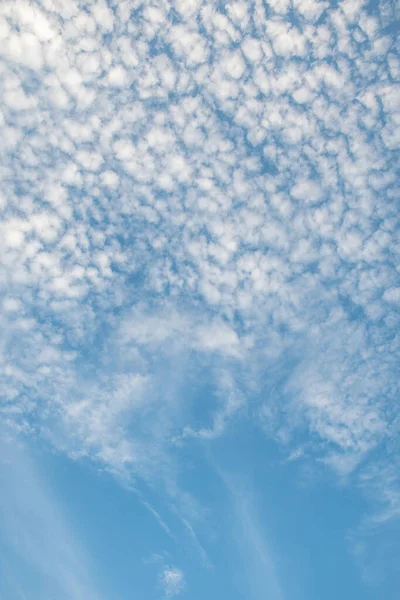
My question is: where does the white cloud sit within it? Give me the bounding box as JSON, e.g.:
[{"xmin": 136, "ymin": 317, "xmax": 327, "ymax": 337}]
[
  {"xmin": 174, "ymin": 0, "xmax": 202, "ymax": 18},
  {"xmin": 383, "ymin": 287, "xmax": 400, "ymax": 304},
  {"xmin": 222, "ymin": 50, "xmax": 246, "ymax": 79},
  {"xmin": 291, "ymin": 180, "xmax": 323, "ymax": 204},
  {"xmin": 107, "ymin": 65, "xmax": 128, "ymax": 87},
  {"xmin": 267, "ymin": 0, "xmax": 290, "ymax": 14},
  {"xmin": 169, "ymin": 24, "xmax": 208, "ymax": 65},
  {"xmin": 242, "ymin": 38, "xmax": 263, "ymax": 63},
  {"xmin": 160, "ymin": 567, "xmax": 185, "ymax": 598},
  {"xmin": 293, "ymin": 0, "xmax": 328, "ymax": 21},
  {"xmin": 267, "ymin": 21, "xmax": 306, "ymax": 56}
]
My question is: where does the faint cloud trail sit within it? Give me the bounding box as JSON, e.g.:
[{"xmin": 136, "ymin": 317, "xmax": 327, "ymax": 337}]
[
  {"xmin": 215, "ymin": 463, "xmax": 285, "ymax": 600},
  {"xmin": 0, "ymin": 430, "xmax": 104, "ymax": 600}
]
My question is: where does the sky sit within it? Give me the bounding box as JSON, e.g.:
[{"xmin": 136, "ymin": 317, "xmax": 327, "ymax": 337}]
[{"xmin": 0, "ymin": 0, "xmax": 399, "ymax": 598}]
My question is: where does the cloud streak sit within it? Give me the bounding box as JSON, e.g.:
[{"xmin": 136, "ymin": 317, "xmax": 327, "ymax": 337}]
[
  {"xmin": 220, "ymin": 469, "xmax": 285, "ymax": 600},
  {"xmin": 0, "ymin": 431, "xmax": 104, "ymax": 600}
]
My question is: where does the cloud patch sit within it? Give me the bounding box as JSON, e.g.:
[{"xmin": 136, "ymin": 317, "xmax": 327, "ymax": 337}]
[{"xmin": 160, "ymin": 566, "xmax": 186, "ymax": 598}]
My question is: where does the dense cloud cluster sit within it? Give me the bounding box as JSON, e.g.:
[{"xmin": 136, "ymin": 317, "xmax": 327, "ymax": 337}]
[{"xmin": 0, "ymin": 0, "xmax": 399, "ymax": 531}]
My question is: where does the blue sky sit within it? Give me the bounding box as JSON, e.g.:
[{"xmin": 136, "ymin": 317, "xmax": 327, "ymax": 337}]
[{"xmin": 0, "ymin": 0, "xmax": 399, "ymax": 598}]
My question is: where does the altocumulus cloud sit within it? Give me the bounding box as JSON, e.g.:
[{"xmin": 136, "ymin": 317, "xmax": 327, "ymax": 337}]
[{"xmin": 0, "ymin": 0, "xmax": 399, "ymax": 593}]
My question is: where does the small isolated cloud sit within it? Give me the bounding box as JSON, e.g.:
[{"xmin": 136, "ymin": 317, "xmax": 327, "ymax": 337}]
[{"xmin": 160, "ymin": 566, "xmax": 185, "ymax": 598}]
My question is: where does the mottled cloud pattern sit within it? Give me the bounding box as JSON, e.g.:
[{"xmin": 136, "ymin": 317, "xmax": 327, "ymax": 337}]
[{"xmin": 0, "ymin": 0, "xmax": 399, "ymax": 571}]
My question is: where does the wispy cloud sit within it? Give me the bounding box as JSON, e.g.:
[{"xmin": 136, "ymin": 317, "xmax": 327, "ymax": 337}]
[
  {"xmin": 0, "ymin": 431, "xmax": 104, "ymax": 600},
  {"xmin": 218, "ymin": 469, "xmax": 285, "ymax": 600}
]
